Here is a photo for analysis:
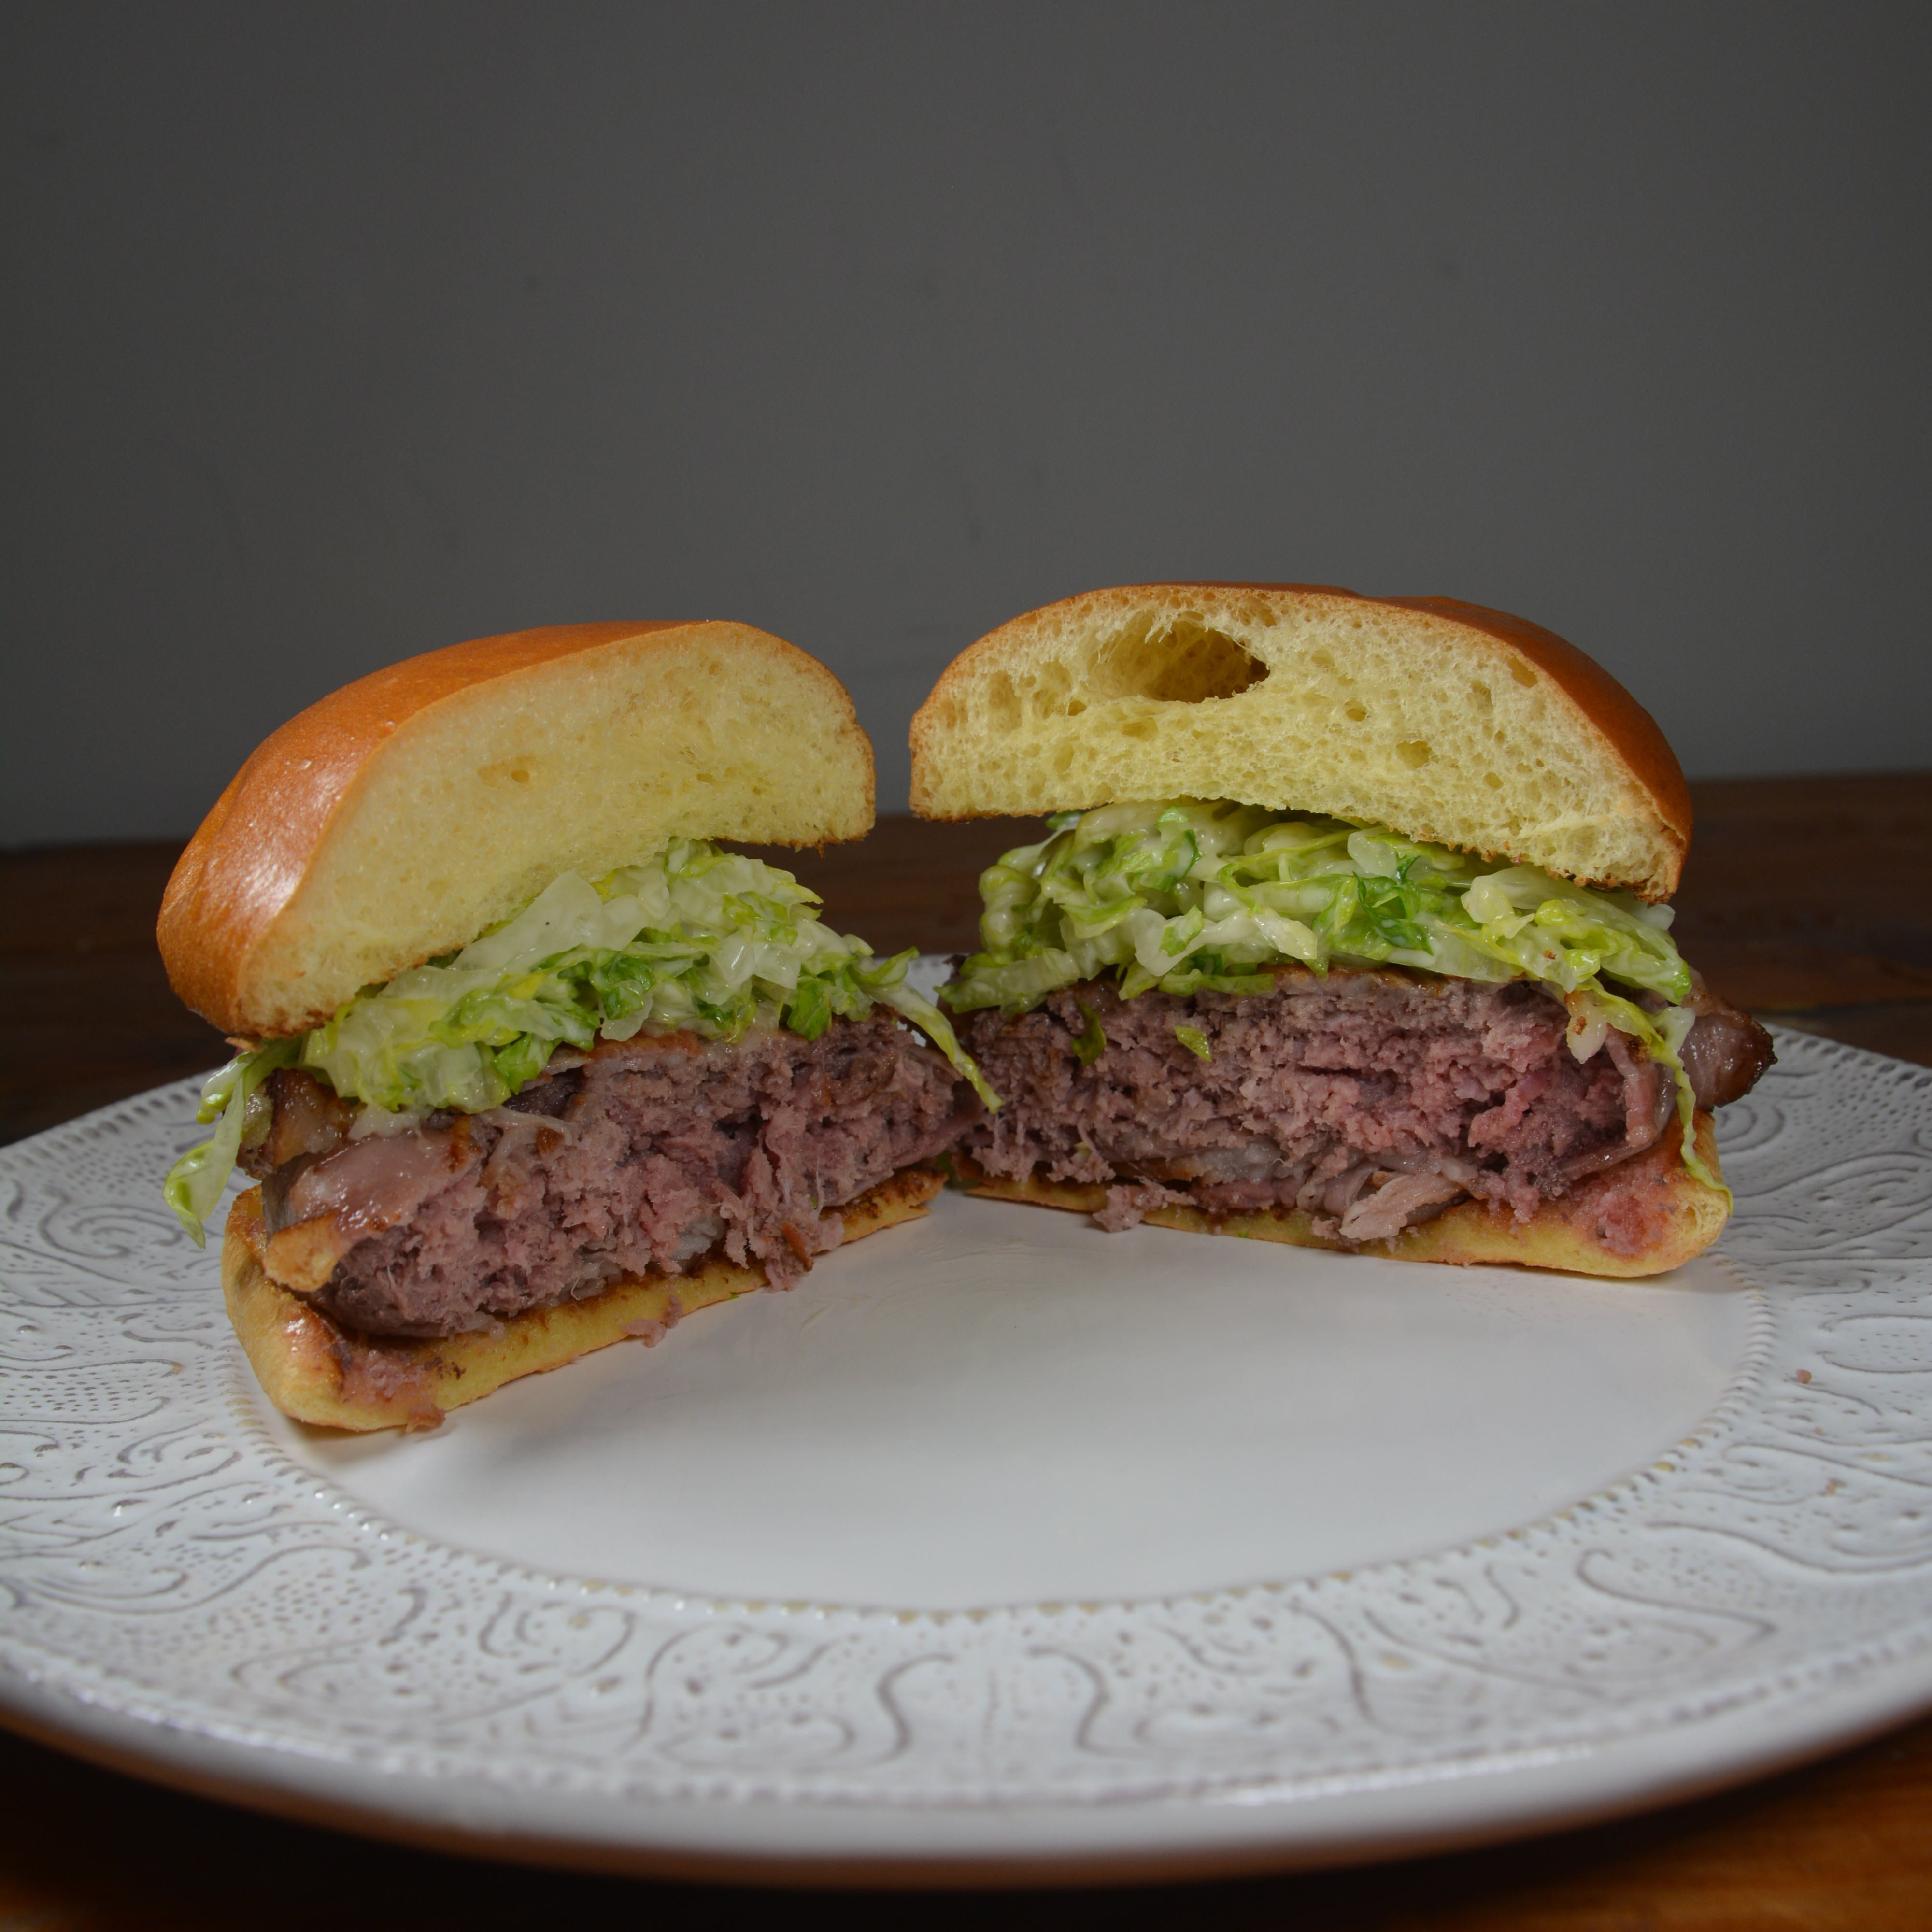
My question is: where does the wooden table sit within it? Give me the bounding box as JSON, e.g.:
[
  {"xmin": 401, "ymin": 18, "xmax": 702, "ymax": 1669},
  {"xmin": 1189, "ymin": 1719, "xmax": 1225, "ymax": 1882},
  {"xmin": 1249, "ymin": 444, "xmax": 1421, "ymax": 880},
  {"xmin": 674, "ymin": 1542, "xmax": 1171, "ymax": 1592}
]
[{"xmin": 2, "ymin": 775, "xmax": 1931, "ymax": 1926}]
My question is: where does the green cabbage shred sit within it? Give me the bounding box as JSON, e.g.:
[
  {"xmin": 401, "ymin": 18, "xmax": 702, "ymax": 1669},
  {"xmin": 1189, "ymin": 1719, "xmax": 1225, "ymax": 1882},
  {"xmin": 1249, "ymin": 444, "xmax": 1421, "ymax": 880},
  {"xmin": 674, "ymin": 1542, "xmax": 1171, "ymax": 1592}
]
[
  {"xmin": 165, "ymin": 838, "xmax": 995, "ymax": 1244},
  {"xmin": 1071, "ymin": 1002, "xmax": 1108, "ymax": 1066},
  {"xmin": 942, "ymin": 798, "xmax": 1725, "ymax": 1193}
]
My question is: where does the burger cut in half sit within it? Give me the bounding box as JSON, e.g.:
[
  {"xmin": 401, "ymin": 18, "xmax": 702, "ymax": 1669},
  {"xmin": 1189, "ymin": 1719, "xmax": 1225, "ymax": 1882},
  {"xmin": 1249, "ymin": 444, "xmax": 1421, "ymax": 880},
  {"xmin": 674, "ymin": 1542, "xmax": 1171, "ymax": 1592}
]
[
  {"xmin": 909, "ymin": 584, "xmax": 1773, "ymax": 1276},
  {"xmin": 162, "ymin": 622, "xmax": 992, "ymax": 1430}
]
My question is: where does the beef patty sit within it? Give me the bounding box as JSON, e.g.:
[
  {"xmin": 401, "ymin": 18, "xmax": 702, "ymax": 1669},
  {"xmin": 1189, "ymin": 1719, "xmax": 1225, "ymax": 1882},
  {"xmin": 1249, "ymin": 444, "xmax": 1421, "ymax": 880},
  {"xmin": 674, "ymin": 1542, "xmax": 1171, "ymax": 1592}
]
[
  {"xmin": 955, "ymin": 966, "xmax": 1772, "ymax": 1252},
  {"xmin": 241, "ymin": 1011, "xmax": 980, "ymax": 1337}
]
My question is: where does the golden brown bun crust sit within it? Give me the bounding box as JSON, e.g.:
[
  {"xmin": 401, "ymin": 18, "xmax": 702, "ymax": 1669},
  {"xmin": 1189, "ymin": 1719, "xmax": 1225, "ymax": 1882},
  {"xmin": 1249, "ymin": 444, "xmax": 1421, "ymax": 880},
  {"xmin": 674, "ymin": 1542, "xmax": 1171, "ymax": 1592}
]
[
  {"xmin": 221, "ymin": 1165, "xmax": 946, "ymax": 1432},
  {"xmin": 910, "ymin": 583, "xmax": 1690, "ymax": 897},
  {"xmin": 161, "ymin": 622, "xmax": 875, "ymax": 1038},
  {"xmin": 955, "ymin": 1113, "xmax": 1728, "ymax": 1279}
]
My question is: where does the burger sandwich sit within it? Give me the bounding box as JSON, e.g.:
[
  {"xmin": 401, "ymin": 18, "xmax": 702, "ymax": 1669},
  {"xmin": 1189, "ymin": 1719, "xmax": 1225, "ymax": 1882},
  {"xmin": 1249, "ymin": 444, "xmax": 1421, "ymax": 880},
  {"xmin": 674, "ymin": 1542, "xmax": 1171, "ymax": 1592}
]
[
  {"xmin": 909, "ymin": 583, "xmax": 1772, "ymax": 1276},
  {"xmin": 162, "ymin": 621, "xmax": 991, "ymax": 1430}
]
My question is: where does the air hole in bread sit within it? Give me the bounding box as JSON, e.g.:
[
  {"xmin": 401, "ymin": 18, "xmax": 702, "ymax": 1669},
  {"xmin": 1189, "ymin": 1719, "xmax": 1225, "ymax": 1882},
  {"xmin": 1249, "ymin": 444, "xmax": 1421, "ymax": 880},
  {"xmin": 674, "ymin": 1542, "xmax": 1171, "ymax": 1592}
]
[
  {"xmin": 1483, "ymin": 770, "xmax": 1505, "ymax": 790},
  {"xmin": 1343, "ymin": 700, "xmax": 1368, "ymax": 722},
  {"xmin": 985, "ymin": 672, "xmax": 1022, "ymax": 730},
  {"xmin": 1396, "ymin": 740, "xmax": 1432, "ymax": 769},
  {"xmin": 477, "ymin": 756, "xmax": 541, "ymax": 789},
  {"xmin": 1028, "ymin": 661, "xmax": 1079, "ymax": 721},
  {"xmin": 1080, "ymin": 617, "xmax": 1269, "ymax": 706},
  {"xmin": 1510, "ymin": 660, "xmax": 1539, "ymax": 688}
]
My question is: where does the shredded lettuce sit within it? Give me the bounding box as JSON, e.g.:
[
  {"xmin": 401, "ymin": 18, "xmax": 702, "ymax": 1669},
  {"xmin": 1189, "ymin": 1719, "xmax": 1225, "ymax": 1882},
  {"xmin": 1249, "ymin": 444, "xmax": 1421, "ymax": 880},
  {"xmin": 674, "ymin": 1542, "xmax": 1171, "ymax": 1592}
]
[
  {"xmin": 1174, "ymin": 1025, "xmax": 1212, "ymax": 1062},
  {"xmin": 943, "ymin": 798, "xmax": 1720, "ymax": 1188},
  {"xmin": 165, "ymin": 838, "xmax": 995, "ymax": 1244},
  {"xmin": 163, "ymin": 1038, "xmax": 299, "ymax": 1243},
  {"xmin": 1072, "ymin": 1002, "xmax": 1108, "ymax": 1065}
]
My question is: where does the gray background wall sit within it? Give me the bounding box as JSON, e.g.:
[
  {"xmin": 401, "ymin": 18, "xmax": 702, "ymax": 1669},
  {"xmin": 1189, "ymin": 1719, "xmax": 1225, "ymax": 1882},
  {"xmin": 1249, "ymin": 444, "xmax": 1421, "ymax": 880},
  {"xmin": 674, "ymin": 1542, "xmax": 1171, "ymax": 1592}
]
[{"xmin": 5, "ymin": 2, "xmax": 1928, "ymax": 846}]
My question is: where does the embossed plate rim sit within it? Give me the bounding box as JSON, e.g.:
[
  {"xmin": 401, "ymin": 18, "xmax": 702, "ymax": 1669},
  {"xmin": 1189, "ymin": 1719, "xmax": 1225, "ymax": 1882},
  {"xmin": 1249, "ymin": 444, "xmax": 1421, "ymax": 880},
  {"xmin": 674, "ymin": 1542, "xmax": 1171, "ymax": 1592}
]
[{"xmin": 0, "ymin": 1026, "xmax": 1929, "ymax": 1881}]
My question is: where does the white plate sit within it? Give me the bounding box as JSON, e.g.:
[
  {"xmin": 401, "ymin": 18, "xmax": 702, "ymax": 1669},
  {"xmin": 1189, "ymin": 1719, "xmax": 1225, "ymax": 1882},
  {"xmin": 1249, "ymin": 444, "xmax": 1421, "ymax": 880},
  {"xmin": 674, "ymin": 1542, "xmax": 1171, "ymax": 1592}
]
[{"xmin": 1, "ymin": 1023, "xmax": 1930, "ymax": 1884}]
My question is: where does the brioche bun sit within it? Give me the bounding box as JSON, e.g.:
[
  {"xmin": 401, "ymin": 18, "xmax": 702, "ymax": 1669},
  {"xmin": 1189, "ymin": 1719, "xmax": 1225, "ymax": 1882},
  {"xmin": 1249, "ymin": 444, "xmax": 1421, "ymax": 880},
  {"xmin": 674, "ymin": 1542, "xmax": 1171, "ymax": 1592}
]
[
  {"xmin": 161, "ymin": 622, "xmax": 875, "ymax": 1039},
  {"xmin": 955, "ymin": 1113, "xmax": 1728, "ymax": 1280},
  {"xmin": 910, "ymin": 584, "xmax": 1689, "ymax": 898},
  {"xmin": 221, "ymin": 1166, "xmax": 946, "ymax": 1432}
]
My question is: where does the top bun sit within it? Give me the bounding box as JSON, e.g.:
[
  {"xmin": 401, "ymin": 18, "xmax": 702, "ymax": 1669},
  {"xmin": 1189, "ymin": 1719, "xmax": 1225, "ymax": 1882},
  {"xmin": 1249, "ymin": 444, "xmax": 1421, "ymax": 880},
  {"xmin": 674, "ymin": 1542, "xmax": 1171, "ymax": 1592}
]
[
  {"xmin": 909, "ymin": 584, "xmax": 1689, "ymax": 898},
  {"xmin": 161, "ymin": 621, "xmax": 875, "ymax": 1039}
]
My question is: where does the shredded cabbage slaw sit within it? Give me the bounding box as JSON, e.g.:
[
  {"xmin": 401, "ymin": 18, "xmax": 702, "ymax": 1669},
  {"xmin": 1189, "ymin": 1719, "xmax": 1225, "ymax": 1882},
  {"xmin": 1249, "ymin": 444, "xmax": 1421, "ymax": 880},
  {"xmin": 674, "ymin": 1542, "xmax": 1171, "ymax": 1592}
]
[
  {"xmin": 166, "ymin": 838, "xmax": 993, "ymax": 1244},
  {"xmin": 942, "ymin": 798, "xmax": 1722, "ymax": 1191}
]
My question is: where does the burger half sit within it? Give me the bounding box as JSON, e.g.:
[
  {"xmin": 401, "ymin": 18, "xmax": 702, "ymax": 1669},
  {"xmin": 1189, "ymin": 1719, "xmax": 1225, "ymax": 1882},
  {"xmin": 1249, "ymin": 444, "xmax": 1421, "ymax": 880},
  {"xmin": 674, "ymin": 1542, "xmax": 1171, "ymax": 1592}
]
[
  {"xmin": 162, "ymin": 621, "xmax": 990, "ymax": 1429},
  {"xmin": 909, "ymin": 583, "xmax": 1772, "ymax": 1276}
]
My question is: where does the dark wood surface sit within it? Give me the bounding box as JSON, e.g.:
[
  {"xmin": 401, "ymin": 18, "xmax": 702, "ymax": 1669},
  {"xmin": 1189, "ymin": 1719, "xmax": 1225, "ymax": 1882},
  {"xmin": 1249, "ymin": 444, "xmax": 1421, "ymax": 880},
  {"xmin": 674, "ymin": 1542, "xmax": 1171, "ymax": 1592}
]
[{"xmin": 2, "ymin": 775, "xmax": 1931, "ymax": 1925}]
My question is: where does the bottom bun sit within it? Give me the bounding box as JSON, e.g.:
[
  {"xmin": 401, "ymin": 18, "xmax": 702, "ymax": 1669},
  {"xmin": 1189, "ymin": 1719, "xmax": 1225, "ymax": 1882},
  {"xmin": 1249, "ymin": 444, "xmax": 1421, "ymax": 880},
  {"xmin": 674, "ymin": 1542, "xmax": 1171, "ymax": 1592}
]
[
  {"xmin": 958, "ymin": 1113, "xmax": 1729, "ymax": 1279},
  {"xmin": 221, "ymin": 1165, "xmax": 947, "ymax": 1432}
]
